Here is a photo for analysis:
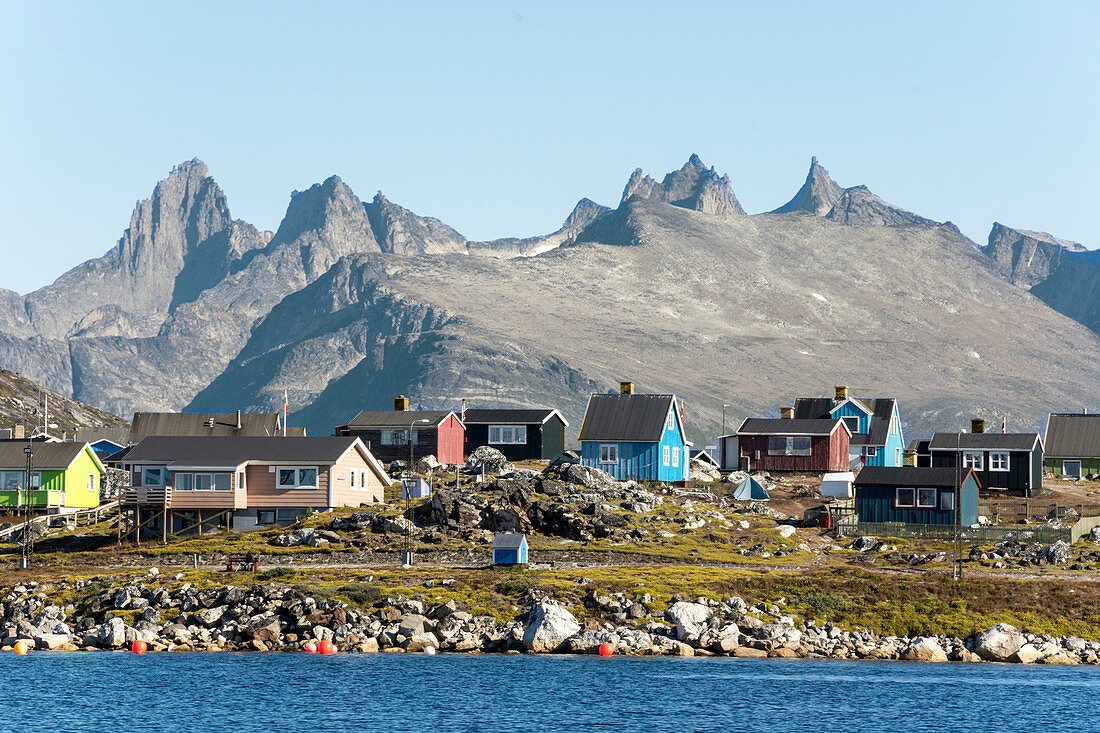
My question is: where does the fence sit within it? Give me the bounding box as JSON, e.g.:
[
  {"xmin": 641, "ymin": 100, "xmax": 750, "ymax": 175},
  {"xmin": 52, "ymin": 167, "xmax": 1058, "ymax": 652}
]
[
  {"xmin": 979, "ymin": 501, "xmax": 1100, "ymax": 525},
  {"xmin": 835, "ymin": 519, "xmax": 1071, "ymax": 544}
]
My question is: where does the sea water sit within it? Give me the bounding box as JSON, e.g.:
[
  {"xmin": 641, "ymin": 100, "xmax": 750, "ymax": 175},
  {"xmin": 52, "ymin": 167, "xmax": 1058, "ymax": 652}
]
[{"xmin": 4, "ymin": 653, "xmax": 1097, "ymax": 732}]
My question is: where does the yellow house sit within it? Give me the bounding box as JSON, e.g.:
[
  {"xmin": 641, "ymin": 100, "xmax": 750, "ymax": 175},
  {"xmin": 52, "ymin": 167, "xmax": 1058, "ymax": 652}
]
[{"xmin": 0, "ymin": 442, "xmax": 103, "ymax": 510}]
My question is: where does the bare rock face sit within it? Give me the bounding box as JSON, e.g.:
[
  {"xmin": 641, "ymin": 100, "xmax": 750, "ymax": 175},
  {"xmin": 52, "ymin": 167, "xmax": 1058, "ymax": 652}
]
[
  {"xmin": 984, "ymin": 222, "xmax": 1082, "ymax": 286},
  {"xmin": 825, "ymin": 185, "xmax": 938, "ymax": 227},
  {"xmin": 621, "ymin": 154, "xmax": 745, "ymax": 216},
  {"xmin": 522, "ymin": 601, "xmax": 580, "ymax": 652},
  {"xmin": 771, "ymin": 157, "xmax": 844, "ymax": 216},
  {"xmin": 365, "ymin": 192, "xmax": 468, "ymax": 255}
]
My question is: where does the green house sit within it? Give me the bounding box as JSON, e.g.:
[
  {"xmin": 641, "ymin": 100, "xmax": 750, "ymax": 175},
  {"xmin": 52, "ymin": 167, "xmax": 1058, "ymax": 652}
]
[
  {"xmin": 0, "ymin": 442, "xmax": 103, "ymax": 510},
  {"xmin": 1044, "ymin": 413, "xmax": 1100, "ymax": 478}
]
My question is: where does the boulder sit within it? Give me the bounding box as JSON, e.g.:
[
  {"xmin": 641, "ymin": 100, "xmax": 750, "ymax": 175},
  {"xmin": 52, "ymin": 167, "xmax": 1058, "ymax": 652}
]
[
  {"xmin": 974, "ymin": 623, "xmax": 1025, "ymax": 662},
  {"xmin": 466, "ymin": 446, "xmax": 515, "ymax": 477},
  {"xmin": 1039, "ymin": 540, "xmax": 1071, "ymax": 565},
  {"xmin": 36, "ymin": 633, "xmax": 73, "ymax": 651},
  {"xmin": 522, "ymin": 602, "xmax": 580, "ymax": 653},
  {"xmin": 849, "ymin": 536, "xmax": 879, "ymax": 553},
  {"xmin": 901, "ymin": 637, "xmax": 948, "ymax": 663},
  {"xmin": 665, "ymin": 601, "xmax": 710, "ymax": 642},
  {"xmin": 404, "ymin": 632, "xmax": 440, "ymax": 652},
  {"xmin": 1008, "ymin": 644, "xmax": 1044, "ymax": 664}
]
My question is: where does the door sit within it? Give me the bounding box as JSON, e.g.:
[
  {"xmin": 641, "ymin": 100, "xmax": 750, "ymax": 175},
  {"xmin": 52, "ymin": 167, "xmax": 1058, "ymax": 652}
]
[{"xmin": 1064, "ymin": 460, "xmax": 1082, "ymax": 478}]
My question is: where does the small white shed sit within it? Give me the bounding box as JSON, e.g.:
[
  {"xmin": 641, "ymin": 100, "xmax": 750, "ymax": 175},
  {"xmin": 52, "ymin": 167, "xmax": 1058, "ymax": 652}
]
[{"xmin": 820, "ymin": 472, "xmax": 855, "ymax": 499}]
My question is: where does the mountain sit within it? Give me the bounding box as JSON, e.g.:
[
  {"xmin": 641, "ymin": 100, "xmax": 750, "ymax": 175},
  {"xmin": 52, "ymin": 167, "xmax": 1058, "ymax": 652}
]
[
  {"xmin": 984, "ymin": 222, "xmax": 1100, "ymax": 333},
  {"xmin": 1, "ymin": 155, "xmax": 1099, "ymax": 443},
  {"xmin": 0, "ymin": 368, "xmax": 128, "ymax": 436}
]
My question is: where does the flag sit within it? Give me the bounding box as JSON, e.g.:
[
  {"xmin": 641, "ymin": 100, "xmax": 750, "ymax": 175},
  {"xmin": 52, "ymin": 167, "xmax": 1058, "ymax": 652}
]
[
  {"xmin": 1001, "ymin": 415, "xmax": 1006, "ymax": 434},
  {"xmin": 283, "ymin": 390, "xmax": 289, "ymax": 437}
]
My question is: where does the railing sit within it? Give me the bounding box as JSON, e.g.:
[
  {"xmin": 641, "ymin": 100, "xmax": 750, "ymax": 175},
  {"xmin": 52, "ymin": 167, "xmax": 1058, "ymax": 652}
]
[
  {"xmin": 120, "ymin": 486, "xmax": 171, "ymax": 506},
  {"xmin": 836, "ymin": 519, "xmax": 1071, "ymax": 544}
]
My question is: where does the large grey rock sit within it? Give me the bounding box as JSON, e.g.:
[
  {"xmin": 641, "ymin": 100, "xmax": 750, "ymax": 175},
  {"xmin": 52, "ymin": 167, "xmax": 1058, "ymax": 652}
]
[
  {"xmin": 522, "ymin": 602, "xmax": 581, "ymax": 653},
  {"xmin": 466, "ymin": 446, "xmax": 514, "ymax": 476},
  {"xmin": 1040, "ymin": 540, "xmax": 1071, "ymax": 565},
  {"xmin": 974, "ymin": 624, "xmax": 1026, "ymax": 662},
  {"xmin": 665, "ymin": 601, "xmax": 711, "ymax": 642},
  {"xmin": 901, "ymin": 637, "xmax": 948, "ymax": 663}
]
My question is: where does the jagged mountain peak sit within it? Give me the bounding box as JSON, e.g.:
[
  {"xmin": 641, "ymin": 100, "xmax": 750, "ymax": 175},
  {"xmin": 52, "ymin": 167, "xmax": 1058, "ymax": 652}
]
[
  {"xmin": 771, "ymin": 156, "xmax": 844, "ymax": 215},
  {"xmin": 825, "ymin": 183, "xmax": 938, "ymax": 228},
  {"xmin": 620, "ymin": 155, "xmax": 744, "ymax": 216},
  {"xmin": 990, "ymin": 222, "xmax": 1087, "ymax": 253},
  {"xmin": 563, "ymin": 198, "xmax": 611, "ymax": 230},
  {"xmin": 363, "ymin": 191, "xmax": 467, "ymax": 256}
]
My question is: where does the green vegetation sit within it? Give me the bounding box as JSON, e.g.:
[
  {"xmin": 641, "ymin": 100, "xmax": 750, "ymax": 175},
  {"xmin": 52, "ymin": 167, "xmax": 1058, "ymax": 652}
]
[
  {"xmin": 256, "ymin": 567, "xmax": 296, "ymax": 582},
  {"xmin": 337, "ymin": 582, "xmax": 381, "ymax": 607}
]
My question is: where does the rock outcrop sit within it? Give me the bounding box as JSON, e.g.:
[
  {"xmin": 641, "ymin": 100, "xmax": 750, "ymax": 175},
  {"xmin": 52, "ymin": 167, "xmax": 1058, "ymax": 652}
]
[
  {"xmin": 621, "ymin": 154, "xmax": 744, "ymax": 216},
  {"xmin": 771, "ymin": 157, "xmax": 844, "ymax": 216}
]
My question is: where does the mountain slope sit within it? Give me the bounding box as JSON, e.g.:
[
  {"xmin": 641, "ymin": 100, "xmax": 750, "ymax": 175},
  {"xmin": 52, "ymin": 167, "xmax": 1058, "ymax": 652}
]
[{"xmin": 0, "ymin": 368, "xmax": 127, "ymax": 435}]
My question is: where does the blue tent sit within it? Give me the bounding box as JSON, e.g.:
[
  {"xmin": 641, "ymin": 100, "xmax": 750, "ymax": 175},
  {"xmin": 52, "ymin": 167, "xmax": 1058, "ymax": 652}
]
[{"xmin": 732, "ymin": 476, "xmax": 770, "ymax": 501}]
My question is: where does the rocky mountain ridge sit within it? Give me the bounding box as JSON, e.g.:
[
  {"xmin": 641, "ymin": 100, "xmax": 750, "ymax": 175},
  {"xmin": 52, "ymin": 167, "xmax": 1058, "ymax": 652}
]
[{"xmin": 0, "ymin": 155, "xmax": 1097, "ymax": 440}]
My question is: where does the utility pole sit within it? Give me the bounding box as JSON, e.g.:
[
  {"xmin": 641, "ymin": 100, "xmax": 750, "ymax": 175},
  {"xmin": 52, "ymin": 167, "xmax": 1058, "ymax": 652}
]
[
  {"xmin": 403, "ymin": 418, "xmax": 430, "ymax": 566},
  {"xmin": 21, "ymin": 444, "xmax": 32, "ymax": 569}
]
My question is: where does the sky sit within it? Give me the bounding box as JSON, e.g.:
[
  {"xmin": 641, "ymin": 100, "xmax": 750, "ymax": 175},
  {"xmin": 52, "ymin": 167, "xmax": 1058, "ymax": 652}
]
[{"xmin": 1, "ymin": 0, "xmax": 1098, "ymax": 292}]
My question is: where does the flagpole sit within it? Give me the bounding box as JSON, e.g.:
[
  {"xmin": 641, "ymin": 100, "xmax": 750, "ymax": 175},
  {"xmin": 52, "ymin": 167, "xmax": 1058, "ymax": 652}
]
[{"xmin": 283, "ymin": 390, "xmax": 288, "ymax": 437}]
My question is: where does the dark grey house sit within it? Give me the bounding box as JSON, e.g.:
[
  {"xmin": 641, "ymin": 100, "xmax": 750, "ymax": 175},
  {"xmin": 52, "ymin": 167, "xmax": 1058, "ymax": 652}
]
[
  {"xmin": 929, "ymin": 429, "xmax": 1043, "ymax": 497},
  {"xmin": 462, "ymin": 408, "xmax": 568, "ymax": 461}
]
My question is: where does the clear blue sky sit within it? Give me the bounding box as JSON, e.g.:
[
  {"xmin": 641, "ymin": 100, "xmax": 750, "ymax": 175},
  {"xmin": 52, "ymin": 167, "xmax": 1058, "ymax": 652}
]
[{"xmin": 1, "ymin": 1, "xmax": 1097, "ymax": 292}]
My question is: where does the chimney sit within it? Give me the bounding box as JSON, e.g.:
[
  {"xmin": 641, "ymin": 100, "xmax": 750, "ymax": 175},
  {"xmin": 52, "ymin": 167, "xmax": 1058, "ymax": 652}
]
[
  {"xmin": 620, "ymin": 381, "xmax": 635, "ymax": 395},
  {"xmin": 903, "ymin": 449, "xmax": 917, "ymax": 467},
  {"xmin": 835, "ymin": 386, "xmax": 849, "ymax": 401},
  {"xmin": 971, "ymin": 418, "xmax": 985, "ymax": 434},
  {"xmin": 235, "ymin": 409, "xmax": 242, "ymax": 430},
  {"xmin": 395, "ymin": 395, "xmax": 410, "ymax": 411},
  {"xmin": 780, "ymin": 407, "xmax": 794, "ymax": 420},
  {"xmin": 13, "ymin": 424, "xmax": 23, "ymax": 440}
]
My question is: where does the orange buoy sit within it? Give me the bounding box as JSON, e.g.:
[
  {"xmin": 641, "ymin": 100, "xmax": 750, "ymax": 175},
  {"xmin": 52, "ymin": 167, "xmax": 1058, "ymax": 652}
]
[
  {"xmin": 304, "ymin": 642, "xmax": 318, "ymax": 653},
  {"xmin": 13, "ymin": 641, "xmax": 29, "ymax": 655},
  {"xmin": 132, "ymin": 639, "xmax": 148, "ymax": 654},
  {"xmin": 598, "ymin": 642, "xmax": 614, "ymax": 657},
  {"xmin": 318, "ymin": 639, "xmax": 335, "ymax": 655}
]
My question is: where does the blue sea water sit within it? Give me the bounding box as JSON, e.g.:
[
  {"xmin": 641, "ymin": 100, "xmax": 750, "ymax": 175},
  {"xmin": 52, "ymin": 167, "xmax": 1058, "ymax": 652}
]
[{"xmin": 4, "ymin": 652, "xmax": 1098, "ymax": 732}]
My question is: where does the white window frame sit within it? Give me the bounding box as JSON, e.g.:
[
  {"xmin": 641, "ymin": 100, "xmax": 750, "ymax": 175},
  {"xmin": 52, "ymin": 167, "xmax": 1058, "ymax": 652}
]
[
  {"xmin": 667, "ymin": 412, "xmax": 675, "ymax": 431},
  {"xmin": 916, "ymin": 488, "xmax": 937, "ymax": 508},
  {"xmin": 489, "ymin": 425, "xmax": 526, "ymax": 445},
  {"xmin": 88, "ymin": 473, "xmax": 95, "ymax": 492},
  {"xmin": 1, "ymin": 471, "xmax": 22, "ymax": 490},
  {"xmin": 768, "ymin": 436, "xmax": 812, "ymax": 457},
  {"xmin": 842, "ymin": 416, "xmax": 860, "ymax": 434},
  {"xmin": 142, "ymin": 467, "xmax": 165, "ymax": 487},
  {"xmin": 663, "ymin": 446, "xmax": 670, "ymax": 466},
  {"xmin": 895, "ymin": 448, "xmax": 901, "ymax": 465},
  {"xmin": 213, "ymin": 474, "xmax": 231, "ymax": 492},
  {"xmin": 962, "ymin": 451, "xmax": 983, "ymax": 471},
  {"xmin": 194, "ymin": 473, "xmax": 214, "ymax": 492},
  {"xmin": 598, "ymin": 444, "xmax": 619, "ymax": 464},
  {"xmin": 277, "ymin": 466, "xmax": 320, "ymax": 489},
  {"xmin": 940, "ymin": 491, "xmax": 955, "ymax": 511},
  {"xmin": 381, "ymin": 429, "xmax": 417, "ymax": 446},
  {"xmin": 989, "ymin": 452, "xmax": 1009, "ymax": 472},
  {"xmin": 895, "ymin": 488, "xmax": 916, "ymax": 508},
  {"xmin": 29, "ymin": 471, "xmax": 42, "ymax": 489},
  {"xmin": 1063, "ymin": 460, "xmax": 1082, "ymax": 478},
  {"xmin": 671, "ymin": 446, "xmax": 679, "ymax": 467},
  {"xmin": 174, "ymin": 473, "xmax": 194, "ymax": 492},
  {"xmin": 865, "ymin": 446, "xmax": 878, "ymax": 458}
]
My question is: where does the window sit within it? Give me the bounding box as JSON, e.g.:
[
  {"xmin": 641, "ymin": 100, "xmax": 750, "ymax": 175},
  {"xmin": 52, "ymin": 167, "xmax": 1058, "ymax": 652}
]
[
  {"xmin": 962, "ymin": 451, "xmax": 983, "ymax": 471},
  {"xmin": 361, "ymin": 470, "xmax": 366, "ymax": 489},
  {"xmin": 768, "ymin": 436, "xmax": 812, "ymax": 456},
  {"xmin": 142, "ymin": 467, "xmax": 166, "ymax": 486},
  {"xmin": 890, "ymin": 415, "xmax": 899, "ymax": 435},
  {"xmin": 865, "ymin": 447, "xmax": 878, "ymax": 458},
  {"xmin": 277, "ymin": 467, "xmax": 319, "ymax": 488},
  {"xmin": 989, "ymin": 452, "xmax": 1009, "ymax": 471},
  {"xmin": 895, "ymin": 488, "xmax": 915, "ymax": 507},
  {"xmin": 88, "ymin": 474, "xmax": 95, "ymax": 492},
  {"xmin": 599, "ymin": 444, "xmax": 618, "ymax": 464},
  {"xmin": 671, "ymin": 446, "xmax": 679, "ymax": 467},
  {"xmin": 916, "ymin": 488, "xmax": 937, "ymax": 508},
  {"xmin": 663, "ymin": 446, "xmax": 670, "ymax": 466},
  {"xmin": 895, "ymin": 448, "xmax": 901, "ymax": 465},
  {"xmin": 1064, "ymin": 461, "xmax": 1082, "ymax": 478},
  {"xmin": 277, "ymin": 507, "xmax": 305, "ymax": 521},
  {"xmin": 214, "ymin": 474, "xmax": 231, "ymax": 492},
  {"xmin": 842, "ymin": 416, "xmax": 860, "ymax": 433},
  {"xmin": 381, "ymin": 429, "xmax": 417, "ymax": 446},
  {"xmin": 237, "ymin": 471, "xmax": 245, "ymax": 490},
  {"xmin": 28, "ymin": 472, "xmax": 41, "ymax": 489},
  {"xmin": 940, "ymin": 491, "xmax": 955, "ymax": 511},
  {"xmin": 350, "ymin": 469, "xmax": 356, "ymax": 488},
  {"xmin": 489, "ymin": 425, "xmax": 527, "ymax": 444},
  {"xmin": 194, "ymin": 474, "xmax": 214, "ymax": 491},
  {"xmin": 667, "ymin": 412, "xmax": 675, "ymax": 431},
  {"xmin": 174, "ymin": 473, "xmax": 193, "ymax": 492},
  {"xmin": 257, "ymin": 510, "xmax": 276, "ymax": 525}
]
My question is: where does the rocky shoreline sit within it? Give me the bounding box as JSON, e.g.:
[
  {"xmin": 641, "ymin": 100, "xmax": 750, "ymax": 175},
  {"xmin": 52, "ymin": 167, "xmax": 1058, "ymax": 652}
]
[{"xmin": 1, "ymin": 577, "xmax": 1092, "ymax": 665}]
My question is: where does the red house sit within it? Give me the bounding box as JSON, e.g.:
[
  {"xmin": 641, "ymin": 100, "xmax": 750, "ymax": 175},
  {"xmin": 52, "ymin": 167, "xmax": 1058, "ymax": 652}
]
[
  {"xmin": 733, "ymin": 417, "xmax": 851, "ymax": 472},
  {"xmin": 335, "ymin": 396, "xmax": 464, "ymax": 466}
]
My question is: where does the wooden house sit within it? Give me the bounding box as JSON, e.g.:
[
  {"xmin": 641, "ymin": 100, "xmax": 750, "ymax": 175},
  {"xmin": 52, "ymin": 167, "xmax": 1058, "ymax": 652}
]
[
  {"xmin": 854, "ymin": 466, "xmax": 980, "ymax": 526},
  {"xmin": 928, "ymin": 420, "xmax": 1043, "ymax": 497},
  {"xmin": 793, "ymin": 386, "xmax": 906, "ymax": 468},
  {"xmin": 577, "ymin": 383, "xmax": 690, "ymax": 482},
  {"xmin": 0, "ymin": 442, "xmax": 103, "ymax": 512},
  {"xmin": 116, "ymin": 435, "xmax": 390, "ymax": 539},
  {"xmin": 733, "ymin": 418, "xmax": 850, "ymax": 473},
  {"xmin": 335, "ymin": 397, "xmax": 464, "ymax": 465},
  {"xmin": 462, "ymin": 408, "xmax": 568, "ymax": 461},
  {"xmin": 1043, "ymin": 412, "xmax": 1100, "ymax": 478},
  {"xmin": 492, "ymin": 533, "xmax": 528, "ymax": 565},
  {"xmin": 128, "ymin": 411, "xmax": 304, "ymax": 443}
]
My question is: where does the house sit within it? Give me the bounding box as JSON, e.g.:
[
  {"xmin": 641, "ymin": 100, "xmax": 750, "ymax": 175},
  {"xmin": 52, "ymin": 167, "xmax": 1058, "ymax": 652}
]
[
  {"xmin": 128, "ymin": 411, "xmax": 304, "ymax": 443},
  {"xmin": 732, "ymin": 418, "xmax": 851, "ymax": 473},
  {"xmin": 577, "ymin": 382, "xmax": 690, "ymax": 482},
  {"xmin": 1043, "ymin": 412, "xmax": 1100, "ymax": 478},
  {"xmin": 401, "ymin": 476, "xmax": 431, "ymax": 499},
  {"xmin": 116, "ymin": 435, "xmax": 390, "ymax": 538},
  {"xmin": 492, "ymin": 533, "xmax": 528, "ymax": 565},
  {"xmin": 335, "ymin": 396, "xmax": 464, "ymax": 466},
  {"xmin": 88, "ymin": 438, "xmax": 127, "ymax": 458},
  {"xmin": 929, "ymin": 420, "xmax": 1043, "ymax": 497},
  {"xmin": 0, "ymin": 442, "xmax": 103, "ymax": 512},
  {"xmin": 75, "ymin": 426, "xmax": 130, "ymax": 448},
  {"xmin": 854, "ymin": 466, "xmax": 980, "ymax": 526},
  {"xmin": 793, "ymin": 386, "xmax": 906, "ymax": 468},
  {"xmin": 906, "ymin": 438, "xmax": 932, "ymax": 467},
  {"xmin": 462, "ymin": 408, "xmax": 568, "ymax": 461}
]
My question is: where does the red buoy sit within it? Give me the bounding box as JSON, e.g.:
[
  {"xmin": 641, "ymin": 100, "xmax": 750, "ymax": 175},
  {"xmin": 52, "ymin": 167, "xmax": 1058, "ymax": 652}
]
[
  {"xmin": 598, "ymin": 642, "xmax": 614, "ymax": 657},
  {"xmin": 318, "ymin": 639, "xmax": 336, "ymax": 655},
  {"xmin": 131, "ymin": 639, "xmax": 148, "ymax": 655},
  {"xmin": 304, "ymin": 642, "xmax": 318, "ymax": 653}
]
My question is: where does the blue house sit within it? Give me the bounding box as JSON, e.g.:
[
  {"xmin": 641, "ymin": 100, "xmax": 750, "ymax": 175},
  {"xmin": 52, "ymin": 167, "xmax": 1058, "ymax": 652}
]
[
  {"xmin": 492, "ymin": 533, "xmax": 528, "ymax": 565},
  {"xmin": 88, "ymin": 438, "xmax": 126, "ymax": 457},
  {"xmin": 577, "ymin": 382, "xmax": 691, "ymax": 482},
  {"xmin": 854, "ymin": 466, "xmax": 980, "ymax": 526},
  {"xmin": 794, "ymin": 386, "xmax": 905, "ymax": 468}
]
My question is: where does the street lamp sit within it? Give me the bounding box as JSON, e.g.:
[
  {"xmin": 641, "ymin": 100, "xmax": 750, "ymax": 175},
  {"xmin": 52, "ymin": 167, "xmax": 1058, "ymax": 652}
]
[{"xmin": 403, "ymin": 418, "xmax": 430, "ymax": 566}]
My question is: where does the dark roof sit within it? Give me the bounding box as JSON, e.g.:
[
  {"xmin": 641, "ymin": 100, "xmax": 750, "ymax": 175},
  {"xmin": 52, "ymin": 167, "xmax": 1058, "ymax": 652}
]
[
  {"xmin": 907, "ymin": 438, "xmax": 931, "ymax": 454},
  {"xmin": 577, "ymin": 394, "xmax": 676, "ymax": 442},
  {"xmin": 794, "ymin": 396, "xmax": 897, "ymax": 447},
  {"xmin": 129, "ymin": 412, "xmax": 287, "ymax": 441},
  {"xmin": 0, "ymin": 442, "xmax": 97, "ymax": 470},
  {"xmin": 462, "ymin": 408, "xmax": 566, "ymax": 426},
  {"xmin": 737, "ymin": 418, "xmax": 844, "ymax": 437},
  {"xmin": 855, "ymin": 466, "xmax": 972, "ymax": 488},
  {"xmin": 341, "ymin": 410, "xmax": 455, "ymax": 429},
  {"xmin": 75, "ymin": 426, "xmax": 131, "ymax": 445},
  {"xmin": 105, "ymin": 445, "xmax": 133, "ymax": 463},
  {"xmin": 1045, "ymin": 414, "xmax": 1100, "ymax": 458},
  {"xmin": 928, "ymin": 433, "xmax": 1040, "ymax": 451},
  {"xmin": 492, "ymin": 533, "xmax": 527, "ymax": 549},
  {"xmin": 122, "ymin": 436, "xmax": 364, "ymax": 467}
]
